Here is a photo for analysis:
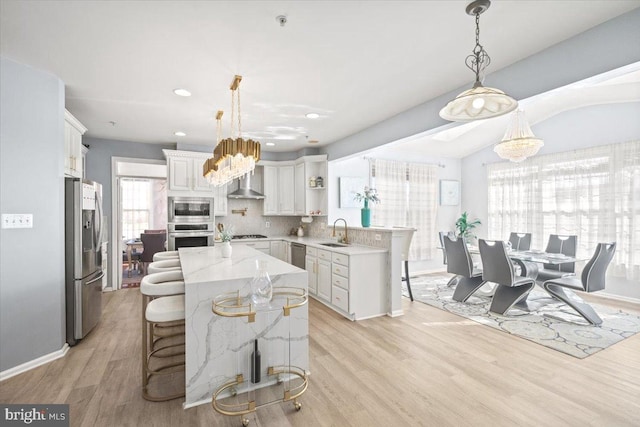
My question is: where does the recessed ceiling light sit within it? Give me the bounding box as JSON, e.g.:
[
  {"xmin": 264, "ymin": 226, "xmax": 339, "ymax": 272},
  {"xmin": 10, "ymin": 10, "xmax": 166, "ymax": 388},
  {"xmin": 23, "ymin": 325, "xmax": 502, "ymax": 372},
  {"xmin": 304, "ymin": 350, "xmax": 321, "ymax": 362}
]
[
  {"xmin": 174, "ymin": 131, "xmax": 186, "ymax": 137},
  {"xmin": 173, "ymin": 88, "xmax": 191, "ymax": 97},
  {"xmin": 266, "ymin": 142, "xmax": 276, "ymax": 147},
  {"xmin": 305, "ymin": 113, "xmax": 320, "ymax": 119}
]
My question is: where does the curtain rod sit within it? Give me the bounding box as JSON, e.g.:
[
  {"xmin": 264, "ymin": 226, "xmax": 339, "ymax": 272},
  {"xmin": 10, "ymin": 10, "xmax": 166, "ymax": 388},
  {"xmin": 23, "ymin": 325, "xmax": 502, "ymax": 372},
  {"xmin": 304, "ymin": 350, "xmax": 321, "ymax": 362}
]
[{"xmin": 363, "ymin": 156, "xmax": 445, "ymax": 168}]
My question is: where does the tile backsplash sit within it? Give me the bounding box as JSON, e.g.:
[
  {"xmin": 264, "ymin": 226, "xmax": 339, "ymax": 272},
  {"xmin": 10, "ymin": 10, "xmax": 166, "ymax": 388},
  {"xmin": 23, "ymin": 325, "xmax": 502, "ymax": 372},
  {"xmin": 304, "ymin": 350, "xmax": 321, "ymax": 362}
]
[
  {"xmin": 219, "ymin": 198, "xmax": 302, "ymax": 237},
  {"xmin": 306, "ymin": 218, "xmax": 391, "ymax": 249}
]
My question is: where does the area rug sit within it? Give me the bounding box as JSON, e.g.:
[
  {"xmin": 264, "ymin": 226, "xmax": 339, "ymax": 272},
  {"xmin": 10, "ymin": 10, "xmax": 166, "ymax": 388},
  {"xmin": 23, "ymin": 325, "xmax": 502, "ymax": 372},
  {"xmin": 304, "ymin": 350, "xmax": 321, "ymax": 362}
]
[{"xmin": 404, "ymin": 273, "xmax": 640, "ymax": 359}]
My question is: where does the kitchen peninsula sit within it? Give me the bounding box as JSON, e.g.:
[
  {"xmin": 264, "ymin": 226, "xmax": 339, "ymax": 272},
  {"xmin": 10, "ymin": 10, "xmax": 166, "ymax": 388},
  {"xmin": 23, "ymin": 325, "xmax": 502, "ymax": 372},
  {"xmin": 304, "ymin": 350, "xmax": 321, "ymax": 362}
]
[{"xmin": 178, "ymin": 245, "xmax": 308, "ymax": 408}]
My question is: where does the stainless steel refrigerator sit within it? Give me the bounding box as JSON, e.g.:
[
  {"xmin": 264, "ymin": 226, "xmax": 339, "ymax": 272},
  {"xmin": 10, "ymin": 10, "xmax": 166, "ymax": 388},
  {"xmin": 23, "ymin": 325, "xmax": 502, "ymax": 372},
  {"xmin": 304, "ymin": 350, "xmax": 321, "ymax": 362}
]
[{"xmin": 65, "ymin": 178, "xmax": 105, "ymax": 346}]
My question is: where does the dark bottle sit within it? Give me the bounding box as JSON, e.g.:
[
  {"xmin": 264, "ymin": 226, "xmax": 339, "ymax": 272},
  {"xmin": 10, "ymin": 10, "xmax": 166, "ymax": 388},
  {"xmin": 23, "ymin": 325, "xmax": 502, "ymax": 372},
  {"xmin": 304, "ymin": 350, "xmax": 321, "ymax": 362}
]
[{"xmin": 251, "ymin": 339, "xmax": 261, "ymax": 384}]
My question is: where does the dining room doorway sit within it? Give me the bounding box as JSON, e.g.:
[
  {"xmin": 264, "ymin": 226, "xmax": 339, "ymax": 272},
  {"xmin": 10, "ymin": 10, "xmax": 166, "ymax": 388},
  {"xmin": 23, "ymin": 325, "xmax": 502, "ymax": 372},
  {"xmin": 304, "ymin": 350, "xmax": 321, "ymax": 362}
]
[{"xmin": 111, "ymin": 157, "xmax": 167, "ymax": 290}]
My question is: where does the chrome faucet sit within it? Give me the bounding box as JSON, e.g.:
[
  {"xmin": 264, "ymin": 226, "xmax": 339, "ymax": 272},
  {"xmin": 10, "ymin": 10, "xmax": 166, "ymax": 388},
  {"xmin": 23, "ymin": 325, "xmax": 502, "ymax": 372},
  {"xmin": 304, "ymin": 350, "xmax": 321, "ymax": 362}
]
[{"xmin": 332, "ymin": 218, "xmax": 349, "ymax": 244}]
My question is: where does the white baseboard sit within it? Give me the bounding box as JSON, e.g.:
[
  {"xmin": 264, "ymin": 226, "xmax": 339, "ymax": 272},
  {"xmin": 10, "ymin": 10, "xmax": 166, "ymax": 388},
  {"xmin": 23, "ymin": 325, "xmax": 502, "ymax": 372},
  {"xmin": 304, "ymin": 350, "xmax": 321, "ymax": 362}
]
[
  {"xmin": 0, "ymin": 343, "xmax": 69, "ymax": 382},
  {"xmin": 387, "ymin": 309, "xmax": 404, "ymax": 318}
]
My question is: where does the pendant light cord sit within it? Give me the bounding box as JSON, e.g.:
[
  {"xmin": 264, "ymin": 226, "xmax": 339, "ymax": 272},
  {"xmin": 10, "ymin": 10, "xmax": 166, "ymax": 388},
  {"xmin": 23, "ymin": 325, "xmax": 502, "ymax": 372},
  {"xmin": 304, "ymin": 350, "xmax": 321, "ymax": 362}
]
[{"xmin": 467, "ymin": 11, "xmax": 490, "ymax": 87}]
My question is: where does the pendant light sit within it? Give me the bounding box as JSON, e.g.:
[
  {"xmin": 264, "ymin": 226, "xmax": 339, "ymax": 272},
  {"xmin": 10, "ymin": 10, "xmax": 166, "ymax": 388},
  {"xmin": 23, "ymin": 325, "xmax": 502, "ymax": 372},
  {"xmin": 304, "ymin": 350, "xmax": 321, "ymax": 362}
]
[
  {"xmin": 439, "ymin": 0, "xmax": 518, "ymax": 122},
  {"xmin": 494, "ymin": 109, "xmax": 544, "ymax": 163},
  {"xmin": 203, "ymin": 75, "xmax": 261, "ymax": 187}
]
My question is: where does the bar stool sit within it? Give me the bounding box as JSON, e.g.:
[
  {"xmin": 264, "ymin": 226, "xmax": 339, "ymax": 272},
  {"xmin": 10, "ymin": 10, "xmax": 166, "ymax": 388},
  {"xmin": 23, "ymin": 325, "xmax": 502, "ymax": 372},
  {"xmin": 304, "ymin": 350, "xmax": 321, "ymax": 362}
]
[
  {"xmin": 141, "ymin": 270, "xmax": 185, "ymax": 401},
  {"xmin": 147, "ymin": 258, "xmax": 181, "ymax": 275},
  {"xmin": 153, "ymin": 250, "xmax": 180, "ymax": 261}
]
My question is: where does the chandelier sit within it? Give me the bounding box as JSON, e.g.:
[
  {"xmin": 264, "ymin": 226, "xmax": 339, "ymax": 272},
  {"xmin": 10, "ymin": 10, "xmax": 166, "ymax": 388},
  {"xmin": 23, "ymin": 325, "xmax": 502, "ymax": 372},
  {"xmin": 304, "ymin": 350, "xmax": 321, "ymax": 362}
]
[
  {"xmin": 439, "ymin": 0, "xmax": 518, "ymax": 122},
  {"xmin": 494, "ymin": 109, "xmax": 544, "ymax": 163},
  {"xmin": 203, "ymin": 75, "xmax": 261, "ymax": 187}
]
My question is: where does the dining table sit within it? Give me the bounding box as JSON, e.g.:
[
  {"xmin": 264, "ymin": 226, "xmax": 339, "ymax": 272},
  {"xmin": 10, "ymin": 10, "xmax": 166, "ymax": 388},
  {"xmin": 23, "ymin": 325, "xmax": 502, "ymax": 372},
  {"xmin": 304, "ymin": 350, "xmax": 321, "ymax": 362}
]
[{"xmin": 125, "ymin": 238, "xmax": 143, "ymax": 275}]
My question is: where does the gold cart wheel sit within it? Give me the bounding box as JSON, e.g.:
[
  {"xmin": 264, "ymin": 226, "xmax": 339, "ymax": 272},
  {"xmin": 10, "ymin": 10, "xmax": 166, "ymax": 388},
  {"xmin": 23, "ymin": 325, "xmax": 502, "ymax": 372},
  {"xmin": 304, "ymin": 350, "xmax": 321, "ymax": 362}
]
[
  {"xmin": 241, "ymin": 416, "xmax": 250, "ymax": 426},
  {"xmin": 294, "ymin": 400, "xmax": 302, "ymax": 411}
]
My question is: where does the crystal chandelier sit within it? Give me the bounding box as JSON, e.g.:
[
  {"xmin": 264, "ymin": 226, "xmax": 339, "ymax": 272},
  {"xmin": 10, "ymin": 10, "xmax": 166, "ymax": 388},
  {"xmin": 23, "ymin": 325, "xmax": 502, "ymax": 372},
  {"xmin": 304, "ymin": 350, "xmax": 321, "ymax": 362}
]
[
  {"xmin": 439, "ymin": 0, "xmax": 518, "ymax": 122},
  {"xmin": 494, "ymin": 109, "xmax": 544, "ymax": 163},
  {"xmin": 203, "ymin": 75, "xmax": 261, "ymax": 187}
]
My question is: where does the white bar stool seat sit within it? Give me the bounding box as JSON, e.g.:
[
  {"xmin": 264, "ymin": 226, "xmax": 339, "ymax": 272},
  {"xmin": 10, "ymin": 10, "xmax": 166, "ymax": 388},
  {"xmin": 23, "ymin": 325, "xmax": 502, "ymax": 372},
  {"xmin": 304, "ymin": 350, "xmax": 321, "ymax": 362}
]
[
  {"xmin": 147, "ymin": 258, "xmax": 181, "ymax": 275},
  {"xmin": 146, "ymin": 295, "xmax": 185, "ymax": 324},
  {"xmin": 140, "ymin": 270, "xmax": 185, "ymax": 402},
  {"xmin": 153, "ymin": 251, "xmax": 180, "ymax": 262}
]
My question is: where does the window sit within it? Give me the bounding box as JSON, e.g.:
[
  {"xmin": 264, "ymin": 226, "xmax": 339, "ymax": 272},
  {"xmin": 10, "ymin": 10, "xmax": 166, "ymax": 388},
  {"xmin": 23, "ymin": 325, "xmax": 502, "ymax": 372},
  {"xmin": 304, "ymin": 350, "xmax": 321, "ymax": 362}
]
[
  {"xmin": 371, "ymin": 158, "xmax": 438, "ymax": 260},
  {"xmin": 487, "ymin": 140, "xmax": 640, "ymax": 281},
  {"xmin": 121, "ymin": 178, "xmax": 152, "ymax": 240}
]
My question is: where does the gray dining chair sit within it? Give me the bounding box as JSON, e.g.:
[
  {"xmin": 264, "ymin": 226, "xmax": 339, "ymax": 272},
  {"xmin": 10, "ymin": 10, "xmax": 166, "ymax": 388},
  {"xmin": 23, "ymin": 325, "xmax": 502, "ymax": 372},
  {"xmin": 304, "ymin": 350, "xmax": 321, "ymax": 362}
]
[
  {"xmin": 478, "ymin": 239, "xmax": 536, "ymax": 316},
  {"xmin": 444, "ymin": 236, "xmax": 485, "ymax": 302},
  {"xmin": 508, "ymin": 232, "xmax": 532, "ymax": 251},
  {"xmin": 536, "ymin": 234, "xmax": 577, "ymax": 282},
  {"xmin": 140, "ymin": 232, "xmax": 168, "ymax": 275},
  {"xmin": 438, "ymin": 231, "xmax": 455, "ymax": 265},
  {"xmin": 542, "ymin": 242, "xmax": 616, "ymax": 326}
]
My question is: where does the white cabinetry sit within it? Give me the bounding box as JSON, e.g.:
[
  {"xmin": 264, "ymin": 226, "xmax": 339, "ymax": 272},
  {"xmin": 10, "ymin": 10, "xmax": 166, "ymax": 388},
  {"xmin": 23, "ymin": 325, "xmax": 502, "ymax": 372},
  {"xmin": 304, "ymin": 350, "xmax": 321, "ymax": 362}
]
[
  {"xmin": 213, "ymin": 183, "xmax": 228, "ymax": 217},
  {"xmin": 163, "ymin": 150, "xmax": 228, "ymax": 216},
  {"xmin": 294, "ymin": 162, "xmax": 305, "ymax": 215},
  {"xmin": 270, "ymin": 240, "xmax": 288, "ymax": 261},
  {"xmin": 308, "ymin": 247, "xmax": 386, "ymax": 321},
  {"xmin": 302, "ymin": 155, "xmax": 328, "ymax": 216},
  {"xmin": 262, "ymin": 163, "xmax": 295, "ymax": 215},
  {"xmin": 64, "ymin": 110, "xmax": 87, "ymax": 178},
  {"xmin": 305, "ymin": 249, "xmax": 318, "ymax": 296},
  {"xmin": 165, "ymin": 151, "xmax": 211, "ymax": 193}
]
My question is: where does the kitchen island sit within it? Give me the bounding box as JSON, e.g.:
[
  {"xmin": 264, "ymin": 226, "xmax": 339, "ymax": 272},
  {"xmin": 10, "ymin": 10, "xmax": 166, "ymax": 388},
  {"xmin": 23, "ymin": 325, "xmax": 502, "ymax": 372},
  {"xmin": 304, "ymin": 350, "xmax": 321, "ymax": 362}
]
[{"xmin": 179, "ymin": 245, "xmax": 308, "ymax": 409}]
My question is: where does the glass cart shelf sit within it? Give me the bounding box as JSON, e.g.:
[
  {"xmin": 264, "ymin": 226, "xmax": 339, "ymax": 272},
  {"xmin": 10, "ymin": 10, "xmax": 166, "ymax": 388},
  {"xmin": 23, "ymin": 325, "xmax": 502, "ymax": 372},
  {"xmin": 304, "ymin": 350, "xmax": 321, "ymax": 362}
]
[{"xmin": 211, "ymin": 287, "xmax": 309, "ymax": 427}]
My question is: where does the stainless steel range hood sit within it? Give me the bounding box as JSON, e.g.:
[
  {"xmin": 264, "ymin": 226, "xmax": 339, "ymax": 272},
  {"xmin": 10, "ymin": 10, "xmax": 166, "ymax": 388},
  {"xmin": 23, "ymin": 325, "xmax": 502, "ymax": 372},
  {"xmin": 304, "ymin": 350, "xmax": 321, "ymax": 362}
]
[{"xmin": 227, "ymin": 172, "xmax": 265, "ymax": 199}]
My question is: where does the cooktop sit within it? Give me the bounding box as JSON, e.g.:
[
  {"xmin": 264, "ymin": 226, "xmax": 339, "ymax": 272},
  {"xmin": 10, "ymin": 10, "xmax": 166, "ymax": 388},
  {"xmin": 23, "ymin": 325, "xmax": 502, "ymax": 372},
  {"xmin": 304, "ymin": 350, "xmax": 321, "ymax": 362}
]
[{"xmin": 232, "ymin": 234, "xmax": 268, "ymax": 239}]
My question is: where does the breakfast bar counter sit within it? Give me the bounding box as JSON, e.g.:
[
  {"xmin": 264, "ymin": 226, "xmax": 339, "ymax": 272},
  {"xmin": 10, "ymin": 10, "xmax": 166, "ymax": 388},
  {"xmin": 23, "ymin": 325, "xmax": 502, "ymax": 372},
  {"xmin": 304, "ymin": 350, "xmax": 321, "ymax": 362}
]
[{"xmin": 179, "ymin": 245, "xmax": 308, "ymax": 408}]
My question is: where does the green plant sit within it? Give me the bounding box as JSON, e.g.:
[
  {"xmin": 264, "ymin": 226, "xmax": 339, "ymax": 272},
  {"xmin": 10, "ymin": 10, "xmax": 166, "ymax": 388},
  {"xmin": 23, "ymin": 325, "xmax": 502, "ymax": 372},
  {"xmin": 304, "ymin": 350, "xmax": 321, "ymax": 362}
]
[
  {"xmin": 219, "ymin": 225, "xmax": 235, "ymax": 242},
  {"xmin": 455, "ymin": 211, "xmax": 481, "ymax": 239},
  {"xmin": 353, "ymin": 186, "xmax": 380, "ymax": 207}
]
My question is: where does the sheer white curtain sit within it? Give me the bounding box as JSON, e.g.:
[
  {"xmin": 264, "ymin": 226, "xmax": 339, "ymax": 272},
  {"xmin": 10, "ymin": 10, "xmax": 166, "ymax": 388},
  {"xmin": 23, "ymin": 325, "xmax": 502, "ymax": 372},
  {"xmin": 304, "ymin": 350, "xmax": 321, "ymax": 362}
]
[
  {"xmin": 408, "ymin": 163, "xmax": 438, "ymax": 259},
  {"xmin": 371, "ymin": 158, "xmax": 438, "ymax": 260},
  {"xmin": 487, "ymin": 140, "xmax": 640, "ymax": 281},
  {"xmin": 371, "ymin": 159, "xmax": 407, "ymax": 227}
]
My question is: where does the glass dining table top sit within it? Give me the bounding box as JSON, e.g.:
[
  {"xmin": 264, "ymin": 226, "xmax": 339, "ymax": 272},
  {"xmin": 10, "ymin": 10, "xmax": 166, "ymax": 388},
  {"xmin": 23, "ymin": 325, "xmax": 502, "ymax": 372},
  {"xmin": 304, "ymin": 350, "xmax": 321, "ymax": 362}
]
[{"xmin": 467, "ymin": 246, "xmax": 582, "ymax": 264}]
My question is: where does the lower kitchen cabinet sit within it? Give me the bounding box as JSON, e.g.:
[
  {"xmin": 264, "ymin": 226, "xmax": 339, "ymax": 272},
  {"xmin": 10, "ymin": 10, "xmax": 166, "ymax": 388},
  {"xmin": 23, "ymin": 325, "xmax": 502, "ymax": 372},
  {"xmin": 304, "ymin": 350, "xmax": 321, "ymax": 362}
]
[
  {"xmin": 231, "ymin": 240, "xmax": 270, "ymax": 255},
  {"xmin": 316, "ymin": 257, "xmax": 331, "ymax": 302}
]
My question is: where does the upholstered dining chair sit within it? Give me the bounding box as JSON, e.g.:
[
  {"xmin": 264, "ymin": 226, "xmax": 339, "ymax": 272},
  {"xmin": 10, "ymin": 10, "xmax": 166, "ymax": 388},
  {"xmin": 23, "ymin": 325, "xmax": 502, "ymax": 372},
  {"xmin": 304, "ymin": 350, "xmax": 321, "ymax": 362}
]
[
  {"xmin": 438, "ymin": 231, "xmax": 455, "ymax": 265},
  {"xmin": 478, "ymin": 239, "xmax": 536, "ymax": 316},
  {"xmin": 536, "ymin": 234, "xmax": 577, "ymax": 282},
  {"xmin": 542, "ymin": 242, "xmax": 616, "ymax": 326},
  {"xmin": 444, "ymin": 235, "xmax": 485, "ymax": 302},
  {"xmin": 508, "ymin": 232, "xmax": 532, "ymax": 251},
  {"xmin": 398, "ymin": 228, "xmax": 416, "ymax": 301},
  {"xmin": 140, "ymin": 232, "xmax": 168, "ymax": 275}
]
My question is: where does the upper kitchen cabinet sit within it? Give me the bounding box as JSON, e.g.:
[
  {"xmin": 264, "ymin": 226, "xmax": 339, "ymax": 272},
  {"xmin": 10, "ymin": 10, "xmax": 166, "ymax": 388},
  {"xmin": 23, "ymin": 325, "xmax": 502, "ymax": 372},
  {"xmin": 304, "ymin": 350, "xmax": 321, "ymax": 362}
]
[
  {"xmin": 64, "ymin": 110, "xmax": 87, "ymax": 178},
  {"xmin": 164, "ymin": 150, "xmax": 212, "ymax": 194},
  {"xmin": 262, "ymin": 162, "xmax": 295, "ymax": 215},
  {"xmin": 301, "ymin": 155, "xmax": 328, "ymax": 216}
]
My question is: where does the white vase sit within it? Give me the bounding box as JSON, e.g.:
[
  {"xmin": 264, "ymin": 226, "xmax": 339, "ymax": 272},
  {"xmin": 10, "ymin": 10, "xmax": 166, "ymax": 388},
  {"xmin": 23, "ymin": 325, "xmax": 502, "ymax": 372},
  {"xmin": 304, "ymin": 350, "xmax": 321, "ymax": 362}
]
[{"xmin": 221, "ymin": 241, "xmax": 232, "ymax": 258}]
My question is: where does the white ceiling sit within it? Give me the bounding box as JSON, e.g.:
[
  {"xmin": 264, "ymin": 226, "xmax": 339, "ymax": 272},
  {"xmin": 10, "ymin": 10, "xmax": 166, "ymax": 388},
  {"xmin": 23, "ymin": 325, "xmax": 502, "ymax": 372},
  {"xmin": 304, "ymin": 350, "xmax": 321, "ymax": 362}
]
[{"xmin": 1, "ymin": 1, "xmax": 639, "ymax": 153}]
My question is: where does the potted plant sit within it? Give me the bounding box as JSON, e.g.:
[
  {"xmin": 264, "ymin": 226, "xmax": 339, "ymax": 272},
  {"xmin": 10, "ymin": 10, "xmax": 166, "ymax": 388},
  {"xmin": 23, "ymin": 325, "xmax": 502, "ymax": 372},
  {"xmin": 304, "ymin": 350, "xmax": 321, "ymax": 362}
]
[
  {"xmin": 219, "ymin": 226, "xmax": 235, "ymax": 258},
  {"xmin": 354, "ymin": 186, "xmax": 380, "ymax": 228},
  {"xmin": 455, "ymin": 211, "xmax": 481, "ymax": 240}
]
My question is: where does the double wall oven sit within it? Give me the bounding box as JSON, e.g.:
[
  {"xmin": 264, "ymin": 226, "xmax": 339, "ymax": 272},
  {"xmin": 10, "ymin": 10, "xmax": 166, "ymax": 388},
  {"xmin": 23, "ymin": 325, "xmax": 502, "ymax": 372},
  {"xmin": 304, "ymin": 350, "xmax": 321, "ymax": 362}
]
[{"xmin": 167, "ymin": 196, "xmax": 215, "ymax": 250}]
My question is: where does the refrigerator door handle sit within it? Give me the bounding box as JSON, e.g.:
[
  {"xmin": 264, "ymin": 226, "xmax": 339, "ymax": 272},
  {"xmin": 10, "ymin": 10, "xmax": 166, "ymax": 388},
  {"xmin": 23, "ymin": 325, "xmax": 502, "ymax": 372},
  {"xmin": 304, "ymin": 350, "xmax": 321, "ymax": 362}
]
[
  {"xmin": 95, "ymin": 189, "xmax": 104, "ymax": 251},
  {"xmin": 86, "ymin": 272, "xmax": 105, "ymax": 286}
]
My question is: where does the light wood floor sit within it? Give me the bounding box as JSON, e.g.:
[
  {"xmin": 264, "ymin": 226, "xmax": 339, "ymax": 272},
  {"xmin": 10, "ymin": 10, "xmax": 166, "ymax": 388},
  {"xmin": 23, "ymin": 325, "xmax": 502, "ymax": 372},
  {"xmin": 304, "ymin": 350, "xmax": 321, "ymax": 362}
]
[{"xmin": 1, "ymin": 287, "xmax": 639, "ymax": 427}]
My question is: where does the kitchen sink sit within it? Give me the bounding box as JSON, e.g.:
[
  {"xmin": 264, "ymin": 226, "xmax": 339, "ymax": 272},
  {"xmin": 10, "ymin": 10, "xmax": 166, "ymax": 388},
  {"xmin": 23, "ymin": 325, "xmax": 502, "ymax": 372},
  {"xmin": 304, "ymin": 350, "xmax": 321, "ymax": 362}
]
[{"xmin": 320, "ymin": 242, "xmax": 349, "ymax": 247}]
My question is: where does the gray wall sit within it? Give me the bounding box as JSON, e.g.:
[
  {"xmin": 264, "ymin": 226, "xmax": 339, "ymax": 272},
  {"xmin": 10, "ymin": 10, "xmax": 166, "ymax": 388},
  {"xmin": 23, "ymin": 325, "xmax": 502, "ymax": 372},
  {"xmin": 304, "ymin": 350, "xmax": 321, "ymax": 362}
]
[
  {"xmin": 83, "ymin": 136, "xmax": 175, "ymax": 287},
  {"xmin": 0, "ymin": 56, "xmax": 66, "ymax": 371},
  {"xmin": 320, "ymin": 8, "xmax": 640, "ymax": 161},
  {"xmin": 461, "ymin": 102, "xmax": 640, "ymax": 299}
]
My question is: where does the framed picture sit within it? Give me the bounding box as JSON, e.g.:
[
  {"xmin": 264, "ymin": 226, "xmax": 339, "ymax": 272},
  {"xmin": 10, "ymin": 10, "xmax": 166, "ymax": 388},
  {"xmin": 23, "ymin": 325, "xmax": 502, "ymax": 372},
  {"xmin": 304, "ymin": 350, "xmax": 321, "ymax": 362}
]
[
  {"xmin": 339, "ymin": 177, "xmax": 367, "ymax": 208},
  {"xmin": 439, "ymin": 180, "xmax": 460, "ymax": 206}
]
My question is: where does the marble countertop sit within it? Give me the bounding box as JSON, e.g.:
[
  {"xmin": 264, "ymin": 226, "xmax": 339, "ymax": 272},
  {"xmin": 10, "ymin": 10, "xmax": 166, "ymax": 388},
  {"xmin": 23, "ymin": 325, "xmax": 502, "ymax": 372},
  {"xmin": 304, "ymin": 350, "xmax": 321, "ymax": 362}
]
[
  {"xmin": 225, "ymin": 235, "xmax": 387, "ymax": 255},
  {"xmin": 179, "ymin": 245, "xmax": 304, "ymax": 285}
]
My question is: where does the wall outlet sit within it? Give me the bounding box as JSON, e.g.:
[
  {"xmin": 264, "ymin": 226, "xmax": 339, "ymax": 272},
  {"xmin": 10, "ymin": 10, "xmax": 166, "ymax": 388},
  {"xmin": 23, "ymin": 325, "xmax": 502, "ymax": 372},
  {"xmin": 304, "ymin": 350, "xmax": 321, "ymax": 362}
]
[
  {"xmin": 375, "ymin": 234, "xmax": 381, "ymax": 241},
  {"xmin": 265, "ymin": 221, "xmax": 270, "ymax": 228},
  {"xmin": 2, "ymin": 213, "xmax": 33, "ymax": 229}
]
